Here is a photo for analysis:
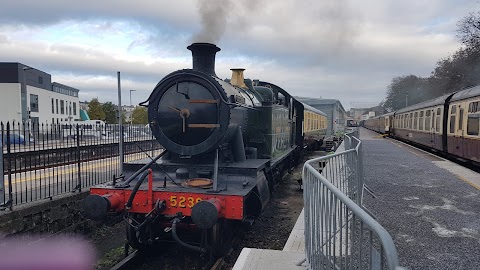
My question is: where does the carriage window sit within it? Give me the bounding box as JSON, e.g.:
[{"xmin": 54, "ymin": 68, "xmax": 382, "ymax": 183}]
[
  {"xmin": 413, "ymin": 112, "xmax": 418, "ymax": 129},
  {"xmin": 459, "ymin": 108, "xmax": 464, "ymax": 130},
  {"xmin": 419, "ymin": 111, "xmax": 424, "ymax": 130},
  {"xmin": 467, "ymin": 114, "xmax": 480, "ymax": 136},
  {"xmin": 435, "ymin": 108, "xmax": 442, "ymax": 132},
  {"xmin": 449, "ymin": 105, "xmax": 456, "ymax": 134},
  {"xmin": 451, "ymin": 105, "xmax": 457, "ymax": 114},
  {"xmin": 469, "ymin": 101, "xmax": 479, "ymax": 113},
  {"xmin": 410, "ymin": 113, "xmax": 413, "ymax": 129},
  {"xmin": 449, "ymin": 115, "xmax": 456, "ymax": 134},
  {"xmin": 425, "ymin": 110, "xmax": 431, "ymax": 130}
]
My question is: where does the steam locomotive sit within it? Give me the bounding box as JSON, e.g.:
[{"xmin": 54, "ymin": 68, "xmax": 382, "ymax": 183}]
[{"xmin": 83, "ymin": 43, "xmax": 326, "ymax": 256}]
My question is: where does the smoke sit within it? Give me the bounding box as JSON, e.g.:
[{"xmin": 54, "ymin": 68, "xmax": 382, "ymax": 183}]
[
  {"xmin": 191, "ymin": 0, "xmax": 233, "ymax": 44},
  {"xmin": 190, "ymin": 0, "xmax": 264, "ymax": 44}
]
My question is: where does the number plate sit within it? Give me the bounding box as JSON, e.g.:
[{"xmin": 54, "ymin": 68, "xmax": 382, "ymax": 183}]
[{"xmin": 169, "ymin": 195, "xmax": 203, "ymax": 208}]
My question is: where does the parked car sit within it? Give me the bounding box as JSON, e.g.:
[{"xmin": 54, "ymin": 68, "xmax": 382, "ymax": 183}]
[{"xmin": 2, "ymin": 134, "xmax": 34, "ymax": 145}]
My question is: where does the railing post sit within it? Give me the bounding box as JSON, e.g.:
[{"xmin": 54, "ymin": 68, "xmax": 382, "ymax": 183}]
[
  {"xmin": 357, "ymin": 139, "xmax": 364, "ymax": 205},
  {"xmin": 6, "ymin": 122, "xmax": 13, "ymax": 210},
  {"xmin": 76, "ymin": 124, "xmax": 82, "ymax": 192},
  {"xmin": 0, "ymin": 122, "xmax": 4, "ymax": 207}
]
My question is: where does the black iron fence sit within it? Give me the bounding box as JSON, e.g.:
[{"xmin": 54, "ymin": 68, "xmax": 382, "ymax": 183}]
[{"xmin": 0, "ymin": 122, "xmax": 162, "ymax": 209}]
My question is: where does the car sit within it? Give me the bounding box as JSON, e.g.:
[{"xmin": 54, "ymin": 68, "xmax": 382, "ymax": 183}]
[
  {"xmin": 104, "ymin": 132, "xmax": 129, "ymax": 139},
  {"xmin": 2, "ymin": 134, "xmax": 34, "ymax": 145}
]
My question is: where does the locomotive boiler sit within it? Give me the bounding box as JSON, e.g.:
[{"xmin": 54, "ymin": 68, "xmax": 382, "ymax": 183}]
[{"xmin": 83, "ymin": 43, "xmax": 314, "ymax": 257}]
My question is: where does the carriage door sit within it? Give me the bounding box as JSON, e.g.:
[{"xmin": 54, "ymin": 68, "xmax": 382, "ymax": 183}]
[
  {"xmin": 429, "ymin": 109, "xmax": 435, "ymax": 148},
  {"xmin": 448, "ymin": 105, "xmax": 460, "ymax": 156}
]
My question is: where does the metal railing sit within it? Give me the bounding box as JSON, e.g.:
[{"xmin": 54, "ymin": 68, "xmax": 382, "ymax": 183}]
[
  {"xmin": 0, "ymin": 122, "xmax": 162, "ymax": 209},
  {"xmin": 300, "ymin": 130, "xmax": 403, "ymax": 269}
]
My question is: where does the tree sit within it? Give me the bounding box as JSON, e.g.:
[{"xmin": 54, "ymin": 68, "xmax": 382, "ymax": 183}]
[
  {"xmin": 131, "ymin": 107, "xmax": 148, "ymax": 124},
  {"xmin": 383, "ymin": 75, "xmax": 429, "ymax": 111},
  {"xmin": 380, "ymin": 8, "xmax": 480, "ymax": 111},
  {"xmin": 457, "ymin": 11, "xmax": 480, "ymax": 48},
  {"xmin": 102, "ymin": 102, "xmax": 117, "ymax": 124},
  {"xmin": 121, "ymin": 111, "xmax": 128, "ymax": 124},
  {"xmin": 87, "ymin": 98, "xmax": 105, "ymax": 120}
]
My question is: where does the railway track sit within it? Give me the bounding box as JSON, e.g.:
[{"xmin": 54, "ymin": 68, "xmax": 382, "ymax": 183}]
[
  {"xmin": 108, "ymin": 237, "xmax": 235, "ymax": 270},
  {"xmin": 109, "ymin": 248, "xmax": 224, "ymax": 270},
  {"xmin": 110, "ymin": 249, "xmax": 143, "ymax": 270}
]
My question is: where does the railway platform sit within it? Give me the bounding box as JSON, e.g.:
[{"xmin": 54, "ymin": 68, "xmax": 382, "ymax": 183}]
[
  {"xmin": 360, "ymin": 127, "xmax": 480, "ymax": 269},
  {"xmin": 234, "ymin": 127, "xmax": 480, "ymax": 269}
]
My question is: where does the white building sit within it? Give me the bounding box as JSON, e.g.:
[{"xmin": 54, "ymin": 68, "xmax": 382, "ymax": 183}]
[{"xmin": 0, "ymin": 63, "xmax": 80, "ymax": 126}]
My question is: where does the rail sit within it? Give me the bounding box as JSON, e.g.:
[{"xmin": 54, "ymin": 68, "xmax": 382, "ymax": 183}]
[{"xmin": 300, "ymin": 129, "xmax": 404, "ymax": 270}]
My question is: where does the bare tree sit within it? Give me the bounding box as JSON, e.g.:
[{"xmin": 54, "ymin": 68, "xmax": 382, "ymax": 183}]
[{"xmin": 457, "ymin": 11, "xmax": 480, "ymax": 48}]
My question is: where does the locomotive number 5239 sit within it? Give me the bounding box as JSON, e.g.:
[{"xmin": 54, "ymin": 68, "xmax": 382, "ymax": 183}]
[{"xmin": 169, "ymin": 196, "xmax": 203, "ymax": 208}]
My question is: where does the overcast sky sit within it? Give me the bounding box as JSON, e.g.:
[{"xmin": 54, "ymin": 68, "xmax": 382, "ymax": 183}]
[{"xmin": 0, "ymin": 0, "xmax": 476, "ymax": 109}]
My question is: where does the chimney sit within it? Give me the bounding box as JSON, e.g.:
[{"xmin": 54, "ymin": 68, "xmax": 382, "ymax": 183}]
[
  {"xmin": 187, "ymin": 43, "xmax": 221, "ymax": 76},
  {"xmin": 230, "ymin": 68, "xmax": 247, "ymax": 88}
]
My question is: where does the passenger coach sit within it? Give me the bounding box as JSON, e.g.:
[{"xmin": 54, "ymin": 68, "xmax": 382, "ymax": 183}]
[
  {"xmin": 366, "ymin": 85, "xmax": 480, "ymax": 165},
  {"xmin": 363, "ymin": 112, "xmax": 394, "ymax": 135},
  {"xmin": 303, "ymin": 103, "xmax": 327, "ymax": 150}
]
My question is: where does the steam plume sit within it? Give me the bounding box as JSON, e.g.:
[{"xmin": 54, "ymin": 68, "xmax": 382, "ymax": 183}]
[
  {"xmin": 191, "ymin": 0, "xmax": 264, "ymax": 44},
  {"xmin": 191, "ymin": 0, "xmax": 233, "ymax": 44}
]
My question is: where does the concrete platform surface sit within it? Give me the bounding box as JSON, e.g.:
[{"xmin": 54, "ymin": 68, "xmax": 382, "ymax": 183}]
[
  {"xmin": 282, "ymin": 209, "xmax": 305, "ymax": 252},
  {"xmin": 232, "ymin": 248, "xmax": 305, "ymax": 270},
  {"xmin": 360, "ymin": 127, "xmax": 480, "ymax": 269}
]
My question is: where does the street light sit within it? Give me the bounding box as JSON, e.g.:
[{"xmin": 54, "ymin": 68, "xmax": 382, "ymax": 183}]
[
  {"xmin": 22, "ymin": 66, "xmax": 34, "ymax": 140},
  {"xmin": 129, "ymin": 89, "xmax": 136, "ymax": 124},
  {"xmin": 22, "ymin": 67, "xmax": 33, "ymax": 123}
]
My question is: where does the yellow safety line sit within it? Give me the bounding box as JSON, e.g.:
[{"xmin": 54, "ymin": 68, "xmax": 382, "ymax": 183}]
[
  {"xmin": 4, "ymin": 153, "xmax": 156, "ymax": 186},
  {"xmin": 454, "ymin": 174, "xmax": 480, "ymax": 191}
]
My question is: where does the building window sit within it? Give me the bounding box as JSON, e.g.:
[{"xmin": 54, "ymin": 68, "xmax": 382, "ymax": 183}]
[
  {"xmin": 38, "ymin": 76, "xmax": 43, "ymax": 84},
  {"xmin": 60, "ymin": 100, "xmax": 65, "ymax": 114},
  {"xmin": 56, "ymin": 99, "xmax": 59, "ymax": 114},
  {"xmin": 51, "ymin": 98, "xmax": 54, "ymax": 113},
  {"xmin": 30, "ymin": 94, "xmax": 39, "ymax": 112},
  {"xmin": 73, "ymin": 102, "xmax": 77, "ymax": 115},
  {"xmin": 69, "ymin": 102, "xmax": 72, "ymax": 116}
]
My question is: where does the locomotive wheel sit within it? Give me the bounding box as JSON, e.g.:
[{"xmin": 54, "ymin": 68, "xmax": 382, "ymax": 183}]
[{"xmin": 208, "ymin": 219, "xmax": 233, "ymax": 257}]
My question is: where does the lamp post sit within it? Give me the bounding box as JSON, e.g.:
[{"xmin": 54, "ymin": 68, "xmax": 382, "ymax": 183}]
[
  {"xmin": 22, "ymin": 66, "xmax": 34, "ymax": 140},
  {"xmin": 22, "ymin": 67, "xmax": 33, "ymax": 123},
  {"xmin": 129, "ymin": 89, "xmax": 136, "ymax": 124}
]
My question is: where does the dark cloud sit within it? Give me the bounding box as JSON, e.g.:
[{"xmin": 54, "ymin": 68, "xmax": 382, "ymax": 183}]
[{"xmin": 0, "ymin": 1, "xmax": 197, "ymax": 28}]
